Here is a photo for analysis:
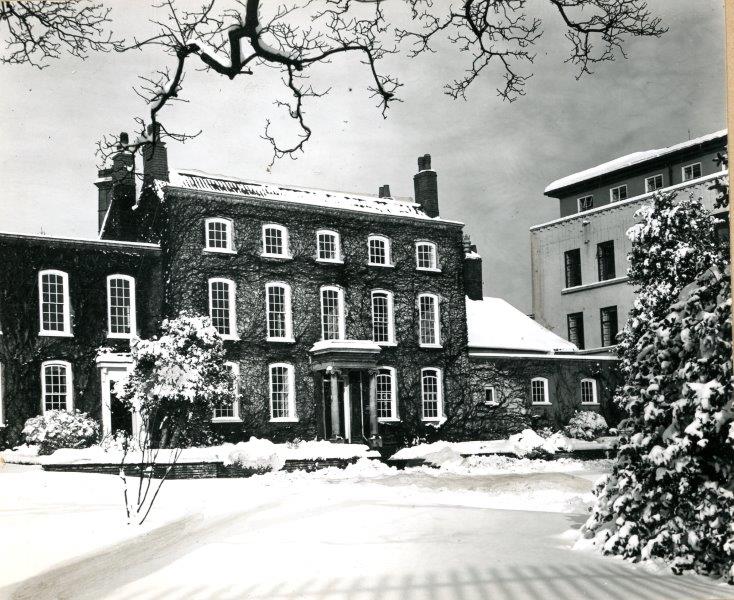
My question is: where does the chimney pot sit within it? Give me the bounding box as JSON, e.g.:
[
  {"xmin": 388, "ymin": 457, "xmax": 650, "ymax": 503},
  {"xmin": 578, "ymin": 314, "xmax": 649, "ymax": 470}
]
[
  {"xmin": 118, "ymin": 132, "xmax": 129, "ymax": 149},
  {"xmin": 378, "ymin": 184, "xmax": 391, "ymax": 198},
  {"xmin": 417, "ymin": 154, "xmax": 431, "ymax": 171}
]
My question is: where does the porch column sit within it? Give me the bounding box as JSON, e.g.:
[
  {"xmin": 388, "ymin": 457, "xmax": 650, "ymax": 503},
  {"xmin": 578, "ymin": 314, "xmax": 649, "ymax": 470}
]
[
  {"xmin": 368, "ymin": 368, "xmax": 379, "ymax": 438},
  {"xmin": 329, "ymin": 369, "xmax": 342, "ymax": 441}
]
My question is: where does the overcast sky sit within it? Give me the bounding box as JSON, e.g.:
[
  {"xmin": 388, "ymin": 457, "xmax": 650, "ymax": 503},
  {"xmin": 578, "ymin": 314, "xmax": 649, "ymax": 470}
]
[{"xmin": 0, "ymin": 0, "xmax": 726, "ymax": 312}]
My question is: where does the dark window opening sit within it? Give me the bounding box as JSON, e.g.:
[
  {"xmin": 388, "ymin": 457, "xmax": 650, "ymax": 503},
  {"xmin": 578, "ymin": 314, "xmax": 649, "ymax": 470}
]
[
  {"xmin": 600, "ymin": 306, "xmax": 619, "ymax": 347},
  {"xmin": 567, "ymin": 312, "xmax": 585, "ymax": 349},
  {"xmin": 564, "ymin": 249, "xmax": 582, "ymax": 288},
  {"xmin": 597, "ymin": 241, "xmax": 616, "ymax": 281}
]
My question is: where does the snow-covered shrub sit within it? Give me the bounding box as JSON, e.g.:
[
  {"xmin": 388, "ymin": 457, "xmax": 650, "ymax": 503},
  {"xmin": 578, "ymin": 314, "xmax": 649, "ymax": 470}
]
[
  {"xmin": 114, "ymin": 312, "xmax": 235, "ymax": 448},
  {"xmin": 508, "ymin": 428, "xmax": 571, "ymax": 457},
  {"xmin": 22, "ymin": 410, "xmax": 99, "ymax": 455},
  {"xmin": 224, "ymin": 437, "xmax": 285, "ymax": 473},
  {"xmin": 584, "ymin": 188, "xmax": 733, "ymax": 581},
  {"xmin": 564, "ymin": 411, "xmax": 608, "ymax": 441}
]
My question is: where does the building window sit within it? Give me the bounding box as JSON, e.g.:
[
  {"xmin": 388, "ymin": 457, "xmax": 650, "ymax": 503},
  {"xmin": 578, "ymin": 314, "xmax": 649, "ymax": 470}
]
[
  {"xmin": 316, "ymin": 230, "xmax": 341, "ymax": 262},
  {"xmin": 38, "ymin": 270, "xmax": 71, "ymax": 336},
  {"xmin": 208, "ymin": 278, "xmax": 237, "ymax": 339},
  {"xmin": 367, "ymin": 235, "xmax": 391, "ymax": 266},
  {"xmin": 213, "ymin": 362, "xmax": 240, "ymax": 421},
  {"xmin": 567, "ymin": 312, "xmax": 585, "ymax": 349},
  {"xmin": 415, "ymin": 242, "xmax": 439, "ymax": 271},
  {"xmin": 484, "ymin": 386, "xmax": 497, "ymax": 406},
  {"xmin": 269, "ymin": 363, "xmax": 296, "ymax": 421},
  {"xmin": 682, "ymin": 163, "xmax": 702, "ymax": 181},
  {"xmin": 418, "ymin": 293, "xmax": 440, "ymax": 347},
  {"xmin": 564, "ymin": 249, "xmax": 582, "ymax": 288},
  {"xmin": 421, "ymin": 368, "xmax": 443, "ymax": 421},
  {"xmin": 610, "ymin": 185, "xmax": 628, "ymax": 202},
  {"xmin": 531, "ymin": 377, "xmax": 549, "ymax": 405},
  {"xmin": 204, "ymin": 218, "xmax": 234, "ymax": 253},
  {"xmin": 371, "ymin": 290, "xmax": 395, "ymax": 344},
  {"xmin": 600, "ymin": 306, "xmax": 619, "ymax": 347},
  {"xmin": 320, "ymin": 286, "xmax": 345, "ymax": 340},
  {"xmin": 645, "ymin": 174, "xmax": 664, "ymax": 193},
  {"xmin": 596, "ymin": 241, "xmax": 616, "ymax": 281},
  {"xmin": 262, "ymin": 224, "xmax": 290, "ymax": 258},
  {"xmin": 265, "ymin": 283, "xmax": 293, "ymax": 341},
  {"xmin": 376, "ymin": 367, "xmax": 398, "ymax": 421},
  {"xmin": 577, "ymin": 196, "xmax": 594, "ymax": 212},
  {"xmin": 581, "ymin": 378, "xmax": 598, "ymax": 405},
  {"xmin": 107, "ymin": 275, "xmax": 136, "ymax": 339},
  {"xmin": 41, "ymin": 361, "xmax": 73, "ymax": 413}
]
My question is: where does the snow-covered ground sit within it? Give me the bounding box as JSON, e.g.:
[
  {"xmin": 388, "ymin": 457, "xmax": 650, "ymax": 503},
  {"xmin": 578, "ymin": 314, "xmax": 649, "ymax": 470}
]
[{"xmin": 1, "ymin": 458, "xmax": 730, "ymax": 600}]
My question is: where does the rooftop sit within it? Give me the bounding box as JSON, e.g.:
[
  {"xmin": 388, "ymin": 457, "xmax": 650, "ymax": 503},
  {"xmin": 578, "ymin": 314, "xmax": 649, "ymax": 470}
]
[
  {"xmin": 164, "ymin": 169, "xmax": 464, "ymax": 225},
  {"xmin": 544, "ymin": 129, "xmax": 727, "ymax": 195},
  {"xmin": 466, "ymin": 297, "xmax": 578, "ymax": 353}
]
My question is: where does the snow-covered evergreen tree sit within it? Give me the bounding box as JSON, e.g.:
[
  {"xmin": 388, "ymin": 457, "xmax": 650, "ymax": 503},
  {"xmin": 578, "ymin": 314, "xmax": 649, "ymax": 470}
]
[{"xmin": 584, "ymin": 186, "xmax": 733, "ymax": 580}]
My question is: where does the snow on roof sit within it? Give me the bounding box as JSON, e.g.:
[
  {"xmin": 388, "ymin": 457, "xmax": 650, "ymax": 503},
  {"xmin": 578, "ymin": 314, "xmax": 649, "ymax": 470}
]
[
  {"xmin": 310, "ymin": 339, "xmax": 382, "ymax": 354},
  {"xmin": 544, "ymin": 129, "xmax": 727, "ymax": 195},
  {"xmin": 165, "ymin": 169, "xmax": 463, "ymax": 225},
  {"xmin": 466, "ymin": 297, "xmax": 578, "ymax": 353}
]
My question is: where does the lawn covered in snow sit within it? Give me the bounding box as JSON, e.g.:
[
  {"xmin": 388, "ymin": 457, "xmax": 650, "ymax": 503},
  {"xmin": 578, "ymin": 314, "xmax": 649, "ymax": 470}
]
[{"xmin": 1, "ymin": 457, "xmax": 730, "ymax": 600}]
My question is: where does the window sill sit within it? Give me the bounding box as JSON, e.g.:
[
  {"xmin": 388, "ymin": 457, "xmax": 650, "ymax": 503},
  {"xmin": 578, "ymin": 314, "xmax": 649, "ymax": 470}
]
[
  {"xmin": 419, "ymin": 343, "xmax": 443, "ymax": 349},
  {"xmin": 367, "ymin": 262, "xmax": 395, "ymax": 268},
  {"xmin": 38, "ymin": 331, "xmax": 73, "ymax": 338},
  {"xmin": 316, "ymin": 258, "xmax": 344, "ymax": 265},
  {"xmin": 261, "ymin": 253, "xmax": 292, "ymax": 260},
  {"xmin": 581, "ymin": 402, "xmax": 600, "ymax": 406},
  {"xmin": 212, "ymin": 417, "xmax": 241, "ymax": 423},
  {"xmin": 531, "ymin": 402, "xmax": 552, "ymax": 406},
  {"xmin": 267, "ymin": 337, "xmax": 295, "ymax": 344},
  {"xmin": 416, "ymin": 267, "xmax": 442, "ymax": 273},
  {"xmin": 378, "ymin": 417, "xmax": 401, "ymax": 423},
  {"xmin": 562, "ymin": 276, "xmax": 628, "ymax": 294},
  {"xmin": 377, "ymin": 341, "xmax": 397, "ymax": 347},
  {"xmin": 270, "ymin": 417, "xmax": 299, "ymax": 423},
  {"xmin": 220, "ymin": 335, "xmax": 240, "ymax": 341},
  {"xmin": 421, "ymin": 417, "xmax": 444, "ymax": 423},
  {"xmin": 484, "ymin": 402, "xmax": 500, "ymax": 407},
  {"xmin": 203, "ymin": 248, "xmax": 237, "ymax": 255},
  {"xmin": 107, "ymin": 333, "xmax": 136, "ymax": 340}
]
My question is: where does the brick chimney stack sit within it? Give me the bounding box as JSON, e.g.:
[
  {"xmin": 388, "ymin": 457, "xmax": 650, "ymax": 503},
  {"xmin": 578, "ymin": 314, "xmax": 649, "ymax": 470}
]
[
  {"xmin": 413, "ymin": 154, "xmax": 438, "ymax": 217},
  {"xmin": 96, "ymin": 132, "xmax": 136, "ymax": 239},
  {"xmin": 143, "ymin": 122, "xmax": 169, "ymax": 187},
  {"xmin": 378, "ymin": 184, "xmax": 391, "ymax": 198},
  {"xmin": 463, "ymin": 233, "xmax": 484, "ymax": 300}
]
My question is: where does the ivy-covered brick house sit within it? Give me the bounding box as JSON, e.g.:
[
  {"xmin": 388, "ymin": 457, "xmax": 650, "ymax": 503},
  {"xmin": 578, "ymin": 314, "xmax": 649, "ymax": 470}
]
[{"xmin": 0, "ymin": 135, "xmax": 620, "ymax": 450}]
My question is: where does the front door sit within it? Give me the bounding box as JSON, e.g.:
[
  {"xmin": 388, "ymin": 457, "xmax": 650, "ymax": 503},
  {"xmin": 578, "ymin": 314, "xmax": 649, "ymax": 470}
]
[{"xmin": 100, "ymin": 366, "xmax": 137, "ymax": 437}]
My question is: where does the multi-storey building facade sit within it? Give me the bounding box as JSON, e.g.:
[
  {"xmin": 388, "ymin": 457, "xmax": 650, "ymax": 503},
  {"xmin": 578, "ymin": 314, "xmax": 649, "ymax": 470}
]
[
  {"xmin": 0, "ymin": 135, "xmax": 620, "ymax": 452},
  {"xmin": 531, "ymin": 130, "xmax": 728, "ymax": 352}
]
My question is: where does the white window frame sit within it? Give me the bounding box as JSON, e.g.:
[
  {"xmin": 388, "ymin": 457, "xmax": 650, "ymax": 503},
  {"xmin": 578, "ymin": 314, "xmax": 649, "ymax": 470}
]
[
  {"xmin": 204, "ymin": 217, "xmax": 235, "ymax": 253},
  {"xmin": 213, "ymin": 361, "xmax": 241, "ymax": 422},
  {"xmin": 371, "ymin": 289, "xmax": 395, "ymax": 346},
  {"xmin": 417, "ymin": 293, "xmax": 441, "ymax": 348},
  {"xmin": 316, "ymin": 229, "xmax": 342, "ymax": 263},
  {"xmin": 106, "ymin": 274, "xmax": 137, "ymax": 339},
  {"xmin": 319, "ymin": 285, "xmax": 345, "ymax": 341},
  {"xmin": 269, "ymin": 362, "xmax": 298, "ymax": 422},
  {"xmin": 581, "ymin": 378, "xmax": 599, "ymax": 405},
  {"xmin": 609, "ymin": 185, "xmax": 627, "ymax": 202},
  {"xmin": 415, "ymin": 241, "xmax": 440, "ymax": 272},
  {"xmin": 367, "ymin": 235, "xmax": 392, "ymax": 267},
  {"xmin": 644, "ymin": 174, "xmax": 664, "ymax": 193},
  {"xmin": 208, "ymin": 277, "xmax": 238, "ymax": 340},
  {"xmin": 682, "ymin": 162, "xmax": 702, "ymax": 182},
  {"xmin": 376, "ymin": 366, "xmax": 399, "ymax": 422},
  {"xmin": 531, "ymin": 377, "xmax": 550, "ymax": 405},
  {"xmin": 484, "ymin": 386, "xmax": 498, "ymax": 406},
  {"xmin": 41, "ymin": 360, "xmax": 73, "ymax": 414},
  {"xmin": 265, "ymin": 282, "xmax": 294, "ymax": 342},
  {"xmin": 577, "ymin": 195, "xmax": 593, "ymax": 212},
  {"xmin": 421, "ymin": 367, "xmax": 444, "ymax": 422},
  {"xmin": 38, "ymin": 269, "xmax": 71, "ymax": 337},
  {"xmin": 261, "ymin": 224, "xmax": 291, "ymax": 259}
]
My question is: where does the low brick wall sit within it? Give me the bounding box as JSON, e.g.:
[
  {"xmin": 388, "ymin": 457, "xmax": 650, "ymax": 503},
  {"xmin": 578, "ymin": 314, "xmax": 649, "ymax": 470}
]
[{"xmin": 42, "ymin": 457, "xmax": 363, "ymax": 478}]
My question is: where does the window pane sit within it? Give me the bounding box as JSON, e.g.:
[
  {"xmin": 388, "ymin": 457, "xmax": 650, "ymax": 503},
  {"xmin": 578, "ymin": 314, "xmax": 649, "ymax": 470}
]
[
  {"xmin": 321, "ymin": 289, "xmax": 342, "ymax": 340},
  {"xmin": 41, "ymin": 273, "xmax": 66, "ymax": 331},
  {"xmin": 597, "ymin": 241, "xmax": 616, "ymax": 281},
  {"xmin": 210, "ymin": 281, "xmax": 232, "ymax": 335},
  {"xmin": 582, "ymin": 380, "xmax": 596, "ymax": 404},
  {"xmin": 578, "ymin": 196, "xmax": 593, "ymax": 212},
  {"xmin": 419, "ymin": 296, "xmax": 437, "ymax": 345},
  {"xmin": 267, "ymin": 285, "xmax": 287, "ymax": 338},
  {"xmin": 531, "ymin": 380, "xmax": 546, "ymax": 404},
  {"xmin": 271, "ymin": 366, "xmax": 291, "ymax": 418},
  {"xmin": 264, "ymin": 227, "xmax": 284, "ymax": 255},
  {"xmin": 422, "ymin": 370, "xmax": 439, "ymax": 418},
  {"xmin": 318, "ymin": 233, "xmax": 338, "ymax": 260},
  {"xmin": 485, "ymin": 387, "xmax": 495, "ymax": 404},
  {"xmin": 109, "ymin": 278, "xmax": 132, "ymax": 335},
  {"xmin": 369, "ymin": 238, "xmax": 387, "ymax": 264},
  {"xmin": 417, "ymin": 244, "xmax": 436, "ymax": 269},
  {"xmin": 376, "ymin": 370, "xmax": 393, "ymax": 418},
  {"xmin": 207, "ymin": 221, "xmax": 229, "ymax": 249},
  {"xmin": 372, "ymin": 293, "xmax": 390, "ymax": 342},
  {"xmin": 567, "ymin": 312, "xmax": 585, "ymax": 349},
  {"xmin": 44, "ymin": 364, "xmax": 68, "ymax": 411},
  {"xmin": 600, "ymin": 306, "xmax": 618, "ymax": 347},
  {"xmin": 564, "ymin": 249, "xmax": 581, "ymax": 287}
]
